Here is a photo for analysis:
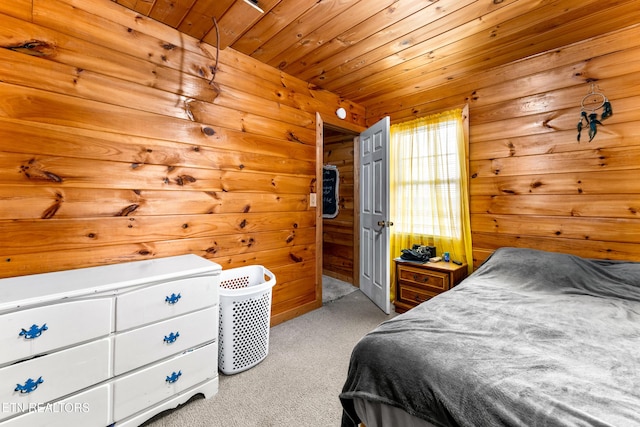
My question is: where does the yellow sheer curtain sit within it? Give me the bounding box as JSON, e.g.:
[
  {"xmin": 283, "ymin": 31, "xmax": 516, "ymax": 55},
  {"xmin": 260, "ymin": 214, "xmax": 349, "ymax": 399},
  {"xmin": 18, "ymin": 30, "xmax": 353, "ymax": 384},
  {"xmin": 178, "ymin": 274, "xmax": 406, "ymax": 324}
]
[{"xmin": 389, "ymin": 108, "xmax": 472, "ymax": 299}]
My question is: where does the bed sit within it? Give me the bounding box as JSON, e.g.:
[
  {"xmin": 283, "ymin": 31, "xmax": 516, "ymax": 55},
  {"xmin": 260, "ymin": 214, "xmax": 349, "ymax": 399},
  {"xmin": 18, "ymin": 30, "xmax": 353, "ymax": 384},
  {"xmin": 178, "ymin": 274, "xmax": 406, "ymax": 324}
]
[{"xmin": 340, "ymin": 247, "xmax": 640, "ymax": 427}]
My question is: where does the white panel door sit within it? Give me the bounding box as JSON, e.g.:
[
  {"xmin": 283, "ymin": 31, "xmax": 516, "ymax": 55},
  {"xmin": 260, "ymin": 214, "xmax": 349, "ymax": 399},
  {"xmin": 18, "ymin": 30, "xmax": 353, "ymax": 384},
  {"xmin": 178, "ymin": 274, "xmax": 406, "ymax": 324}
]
[{"xmin": 359, "ymin": 117, "xmax": 391, "ymax": 314}]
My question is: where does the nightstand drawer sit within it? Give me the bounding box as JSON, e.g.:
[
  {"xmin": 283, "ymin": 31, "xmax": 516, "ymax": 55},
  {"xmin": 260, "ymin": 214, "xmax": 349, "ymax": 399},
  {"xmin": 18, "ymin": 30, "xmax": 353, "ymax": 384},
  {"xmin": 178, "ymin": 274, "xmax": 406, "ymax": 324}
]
[
  {"xmin": 398, "ymin": 265, "xmax": 449, "ymax": 291},
  {"xmin": 398, "ymin": 285, "xmax": 441, "ymax": 306}
]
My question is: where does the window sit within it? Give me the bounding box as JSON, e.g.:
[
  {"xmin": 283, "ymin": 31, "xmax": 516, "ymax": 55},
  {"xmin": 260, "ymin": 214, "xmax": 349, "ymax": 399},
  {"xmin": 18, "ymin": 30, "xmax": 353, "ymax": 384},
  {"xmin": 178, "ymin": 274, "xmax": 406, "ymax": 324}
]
[
  {"xmin": 392, "ymin": 118, "xmax": 461, "ymax": 238},
  {"xmin": 389, "ymin": 108, "xmax": 471, "ymax": 267}
]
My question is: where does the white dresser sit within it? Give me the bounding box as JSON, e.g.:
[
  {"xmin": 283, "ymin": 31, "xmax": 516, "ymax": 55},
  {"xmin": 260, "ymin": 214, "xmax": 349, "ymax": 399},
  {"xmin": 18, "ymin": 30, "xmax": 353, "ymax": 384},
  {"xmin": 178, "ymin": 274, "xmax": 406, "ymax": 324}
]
[{"xmin": 0, "ymin": 255, "xmax": 221, "ymax": 426}]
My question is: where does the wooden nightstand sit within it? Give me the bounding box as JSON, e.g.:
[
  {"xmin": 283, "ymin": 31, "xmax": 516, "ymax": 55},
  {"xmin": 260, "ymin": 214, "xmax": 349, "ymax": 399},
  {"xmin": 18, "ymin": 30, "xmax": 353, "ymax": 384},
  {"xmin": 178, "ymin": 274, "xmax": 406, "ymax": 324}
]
[{"xmin": 393, "ymin": 258, "xmax": 468, "ymax": 313}]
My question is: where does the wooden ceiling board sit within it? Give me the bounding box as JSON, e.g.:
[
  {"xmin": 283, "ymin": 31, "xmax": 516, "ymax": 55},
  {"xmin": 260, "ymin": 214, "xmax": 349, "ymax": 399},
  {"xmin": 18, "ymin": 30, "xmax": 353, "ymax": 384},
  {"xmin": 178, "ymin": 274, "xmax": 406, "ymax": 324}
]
[
  {"xmin": 292, "ymin": 0, "xmax": 481, "ymax": 84},
  {"xmin": 280, "ymin": 0, "xmax": 434, "ymax": 78},
  {"xmin": 310, "ymin": 0, "xmax": 534, "ymax": 94},
  {"xmin": 263, "ymin": 0, "xmax": 399, "ymax": 70},
  {"xmin": 149, "ymin": 0, "xmax": 195, "ymax": 28},
  {"xmin": 204, "ymin": 1, "xmax": 263, "ymax": 48},
  {"xmin": 249, "ymin": 0, "xmax": 363, "ymax": 64},
  {"xmin": 176, "ymin": 0, "xmax": 234, "ymax": 40},
  {"xmin": 334, "ymin": 11, "xmax": 553, "ymax": 101},
  {"xmin": 231, "ymin": 0, "xmax": 317, "ymax": 56},
  {"xmin": 203, "ymin": 0, "xmax": 281, "ymax": 48},
  {"xmin": 112, "ymin": 0, "xmax": 640, "ymax": 117},
  {"xmin": 115, "ymin": 0, "xmax": 137, "ymax": 9},
  {"xmin": 125, "ymin": 0, "xmax": 155, "ymax": 15},
  {"xmin": 331, "ymin": 0, "xmax": 635, "ymax": 101}
]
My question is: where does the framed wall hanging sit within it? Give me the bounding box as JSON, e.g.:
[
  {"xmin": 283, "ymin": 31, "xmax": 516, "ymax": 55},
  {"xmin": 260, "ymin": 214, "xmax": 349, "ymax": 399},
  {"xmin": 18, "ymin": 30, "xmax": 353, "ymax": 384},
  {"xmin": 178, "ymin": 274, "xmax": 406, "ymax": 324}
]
[{"xmin": 322, "ymin": 165, "xmax": 339, "ymax": 219}]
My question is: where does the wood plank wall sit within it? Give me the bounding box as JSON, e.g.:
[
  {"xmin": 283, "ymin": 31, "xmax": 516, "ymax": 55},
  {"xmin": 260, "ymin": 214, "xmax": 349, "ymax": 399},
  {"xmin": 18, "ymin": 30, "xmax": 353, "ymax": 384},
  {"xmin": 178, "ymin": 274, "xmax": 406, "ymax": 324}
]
[
  {"xmin": 368, "ymin": 24, "xmax": 640, "ymax": 268},
  {"xmin": 322, "ymin": 130, "xmax": 358, "ymax": 285},
  {"xmin": 0, "ymin": 0, "xmax": 365, "ymax": 325}
]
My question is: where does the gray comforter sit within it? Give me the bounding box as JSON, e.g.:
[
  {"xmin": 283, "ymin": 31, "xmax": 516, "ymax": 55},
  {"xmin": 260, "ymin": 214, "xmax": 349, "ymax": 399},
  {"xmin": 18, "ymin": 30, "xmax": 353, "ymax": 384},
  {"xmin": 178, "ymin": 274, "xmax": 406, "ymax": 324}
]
[{"xmin": 340, "ymin": 247, "xmax": 640, "ymax": 427}]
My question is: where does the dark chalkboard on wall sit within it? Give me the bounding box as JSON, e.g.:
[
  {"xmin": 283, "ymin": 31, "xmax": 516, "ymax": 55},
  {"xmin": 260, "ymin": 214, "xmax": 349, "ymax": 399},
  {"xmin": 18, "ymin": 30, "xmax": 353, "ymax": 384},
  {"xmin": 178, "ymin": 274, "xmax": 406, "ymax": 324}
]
[{"xmin": 323, "ymin": 165, "xmax": 339, "ymax": 218}]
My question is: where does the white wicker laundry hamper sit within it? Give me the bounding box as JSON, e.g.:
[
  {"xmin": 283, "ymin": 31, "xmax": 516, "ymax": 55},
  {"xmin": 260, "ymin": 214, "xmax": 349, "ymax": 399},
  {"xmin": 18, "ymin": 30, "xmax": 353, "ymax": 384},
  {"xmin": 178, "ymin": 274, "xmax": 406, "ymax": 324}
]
[{"xmin": 218, "ymin": 265, "xmax": 276, "ymax": 375}]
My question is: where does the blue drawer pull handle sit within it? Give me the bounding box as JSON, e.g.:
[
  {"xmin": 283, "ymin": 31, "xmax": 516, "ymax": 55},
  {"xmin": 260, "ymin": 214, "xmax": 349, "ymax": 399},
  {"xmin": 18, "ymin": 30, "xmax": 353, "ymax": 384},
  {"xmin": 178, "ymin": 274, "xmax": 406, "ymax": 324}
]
[
  {"xmin": 166, "ymin": 371, "xmax": 182, "ymax": 384},
  {"xmin": 163, "ymin": 332, "xmax": 180, "ymax": 344},
  {"xmin": 15, "ymin": 377, "xmax": 44, "ymax": 394},
  {"xmin": 19, "ymin": 323, "xmax": 48, "ymax": 340},
  {"xmin": 165, "ymin": 293, "xmax": 181, "ymax": 305}
]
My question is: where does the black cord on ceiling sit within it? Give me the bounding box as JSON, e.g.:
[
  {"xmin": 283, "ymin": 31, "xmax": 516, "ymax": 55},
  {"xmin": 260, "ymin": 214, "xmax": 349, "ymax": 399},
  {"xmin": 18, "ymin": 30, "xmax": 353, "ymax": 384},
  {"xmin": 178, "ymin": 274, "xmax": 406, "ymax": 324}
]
[{"xmin": 209, "ymin": 17, "xmax": 219, "ymax": 86}]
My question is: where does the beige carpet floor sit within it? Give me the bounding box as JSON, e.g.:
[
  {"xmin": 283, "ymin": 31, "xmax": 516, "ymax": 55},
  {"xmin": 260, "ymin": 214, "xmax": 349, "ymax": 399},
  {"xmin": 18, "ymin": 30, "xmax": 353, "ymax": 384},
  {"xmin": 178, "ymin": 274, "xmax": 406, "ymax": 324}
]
[{"xmin": 322, "ymin": 275, "xmax": 359, "ymax": 304}]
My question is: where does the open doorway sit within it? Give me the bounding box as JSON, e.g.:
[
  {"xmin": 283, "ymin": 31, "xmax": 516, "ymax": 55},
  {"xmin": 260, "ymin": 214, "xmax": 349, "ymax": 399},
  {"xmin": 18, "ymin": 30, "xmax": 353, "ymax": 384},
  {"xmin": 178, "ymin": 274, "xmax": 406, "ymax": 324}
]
[
  {"xmin": 322, "ymin": 125, "xmax": 359, "ymax": 283},
  {"xmin": 315, "ymin": 113, "xmax": 365, "ymax": 304}
]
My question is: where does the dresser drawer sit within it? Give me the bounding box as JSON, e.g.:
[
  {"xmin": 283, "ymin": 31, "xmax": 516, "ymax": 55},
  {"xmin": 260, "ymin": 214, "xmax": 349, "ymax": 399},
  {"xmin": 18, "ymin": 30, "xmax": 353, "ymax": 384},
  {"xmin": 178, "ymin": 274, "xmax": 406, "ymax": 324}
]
[
  {"xmin": 0, "ymin": 338, "xmax": 111, "ymax": 421},
  {"xmin": 112, "ymin": 342, "xmax": 218, "ymax": 422},
  {"xmin": 113, "ymin": 306, "xmax": 218, "ymax": 375},
  {"xmin": 116, "ymin": 275, "xmax": 218, "ymax": 331},
  {"xmin": 0, "ymin": 298, "xmax": 113, "ymax": 367},
  {"xmin": 0, "ymin": 383, "xmax": 111, "ymax": 427},
  {"xmin": 398, "ymin": 265, "xmax": 449, "ymax": 292}
]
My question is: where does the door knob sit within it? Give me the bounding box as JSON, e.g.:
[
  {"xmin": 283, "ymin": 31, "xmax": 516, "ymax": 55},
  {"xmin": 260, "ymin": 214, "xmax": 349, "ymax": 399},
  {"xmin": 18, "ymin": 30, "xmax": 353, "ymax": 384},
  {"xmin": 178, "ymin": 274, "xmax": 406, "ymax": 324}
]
[{"xmin": 377, "ymin": 220, "xmax": 394, "ymax": 227}]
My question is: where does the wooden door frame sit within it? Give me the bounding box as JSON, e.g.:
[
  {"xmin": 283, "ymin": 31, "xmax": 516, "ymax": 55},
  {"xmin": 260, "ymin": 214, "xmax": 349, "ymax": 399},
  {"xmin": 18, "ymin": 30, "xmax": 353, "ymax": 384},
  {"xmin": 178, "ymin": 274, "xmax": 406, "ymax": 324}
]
[{"xmin": 315, "ymin": 113, "xmax": 366, "ymax": 302}]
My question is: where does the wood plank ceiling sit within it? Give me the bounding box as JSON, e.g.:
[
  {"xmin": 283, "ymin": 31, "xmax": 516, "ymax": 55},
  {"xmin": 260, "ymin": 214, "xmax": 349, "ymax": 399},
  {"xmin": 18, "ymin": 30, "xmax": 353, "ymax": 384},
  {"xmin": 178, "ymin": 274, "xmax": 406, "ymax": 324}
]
[{"xmin": 115, "ymin": 0, "xmax": 640, "ymax": 115}]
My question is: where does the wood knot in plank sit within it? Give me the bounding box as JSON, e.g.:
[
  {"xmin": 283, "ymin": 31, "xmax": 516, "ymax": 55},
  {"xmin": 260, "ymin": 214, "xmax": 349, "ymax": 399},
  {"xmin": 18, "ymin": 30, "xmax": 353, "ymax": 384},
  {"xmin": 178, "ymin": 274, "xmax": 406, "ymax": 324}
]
[
  {"xmin": 287, "ymin": 131, "xmax": 304, "ymax": 144},
  {"xmin": 19, "ymin": 159, "xmax": 63, "ymax": 183},
  {"xmin": 242, "ymin": 238, "xmax": 255, "ymax": 247},
  {"xmin": 116, "ymin": 204, "xmax": 139, "ymax": 216},
  {"xmin": 40, "ymin": 191, "xmax": 64, "ymax": 219},
  {"xmin": 174, "ymin": 175, "xmax": 196, "ymax": 186},
  {"xmin": 3, "ymin": 40, "xmax": 56, "ymax": 57},
  {"xmin": 41, "ymin": 201, "xmax": 62, "ymax": 219},
  {"xmin": 289, "ymin": 253, "xmax": 303, "ymax": 263}
]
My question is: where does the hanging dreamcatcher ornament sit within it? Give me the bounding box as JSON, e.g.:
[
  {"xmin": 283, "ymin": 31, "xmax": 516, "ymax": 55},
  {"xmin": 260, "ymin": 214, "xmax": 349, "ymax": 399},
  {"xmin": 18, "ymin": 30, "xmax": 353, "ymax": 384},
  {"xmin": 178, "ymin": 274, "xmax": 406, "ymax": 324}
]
[{"xmin": 577, "ymin": 83, "xmax": 612, "ymax": 142}]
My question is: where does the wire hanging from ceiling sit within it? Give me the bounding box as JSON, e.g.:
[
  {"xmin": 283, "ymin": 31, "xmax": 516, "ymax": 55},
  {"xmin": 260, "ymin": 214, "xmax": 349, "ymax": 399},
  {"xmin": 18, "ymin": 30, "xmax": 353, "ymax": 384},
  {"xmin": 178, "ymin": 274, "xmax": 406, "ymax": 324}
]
[{"xmin": 209, "ymin": 17, "xmax": 220, "ymax": 87}]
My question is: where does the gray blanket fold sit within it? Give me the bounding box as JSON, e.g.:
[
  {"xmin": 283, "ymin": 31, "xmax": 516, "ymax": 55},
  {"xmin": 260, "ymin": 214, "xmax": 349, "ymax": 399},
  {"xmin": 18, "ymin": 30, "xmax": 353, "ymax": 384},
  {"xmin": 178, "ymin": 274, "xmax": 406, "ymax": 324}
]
[{"xmin": 340, "ymin": 247, "xmax": 640, "ymax": 427}]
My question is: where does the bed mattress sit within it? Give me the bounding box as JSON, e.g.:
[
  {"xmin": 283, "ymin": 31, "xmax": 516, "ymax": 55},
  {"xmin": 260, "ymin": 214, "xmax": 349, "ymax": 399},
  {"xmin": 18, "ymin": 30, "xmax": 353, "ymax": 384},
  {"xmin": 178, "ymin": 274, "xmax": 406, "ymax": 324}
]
[{"xmin": 340, "ymin": 247, "xmax": 640, "ymax": 427}]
